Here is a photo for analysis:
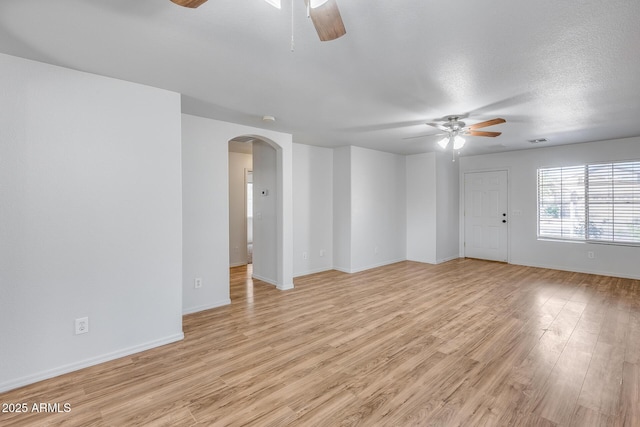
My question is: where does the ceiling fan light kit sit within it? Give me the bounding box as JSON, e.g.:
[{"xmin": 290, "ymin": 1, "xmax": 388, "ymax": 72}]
[
  {"xmin": 429, "ymin": 116, "xmax": 505, "ymax": 152},
  {"xmin": 453, "ymin": 135, "xmax": 466, "ymax": 150},
  {"xmin": 437, "ymin": 133, "xmax": 466, "ymax": 150}
]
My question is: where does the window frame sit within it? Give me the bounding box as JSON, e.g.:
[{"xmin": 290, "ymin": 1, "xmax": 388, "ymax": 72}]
[{"xmin": 537, "ymin": 160, "xmax": 640, "ymax": 247}]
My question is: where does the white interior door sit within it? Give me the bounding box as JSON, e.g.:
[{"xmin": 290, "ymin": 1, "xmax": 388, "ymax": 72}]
[{"xmin": 464, "ymin": 170, "xmax": 508, "ymax": 262}]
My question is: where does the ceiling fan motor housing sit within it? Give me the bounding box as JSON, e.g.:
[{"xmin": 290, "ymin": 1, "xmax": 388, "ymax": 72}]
[{"xmin": 446, "ymin": 116, "xmax": 466, "ymax": 131}]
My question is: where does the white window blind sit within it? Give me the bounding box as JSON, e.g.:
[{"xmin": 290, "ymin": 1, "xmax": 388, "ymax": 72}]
[{"xmin": 538, "ymin": 161, "xmax": 640, "ymax": 245}]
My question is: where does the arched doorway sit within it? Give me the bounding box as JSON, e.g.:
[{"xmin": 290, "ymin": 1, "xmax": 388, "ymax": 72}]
[
  {"xmin": 181, "ymin": 115, "xmax": 293, "ymax": 316},
  {"xmin": 227, "ymin": 134, "xmax": 293, "ymax": 291}
]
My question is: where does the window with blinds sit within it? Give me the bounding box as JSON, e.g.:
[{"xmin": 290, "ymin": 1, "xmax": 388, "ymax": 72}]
[{"xmin": 538, "ymin": 161, "xmax": 640, "ymax": 245}]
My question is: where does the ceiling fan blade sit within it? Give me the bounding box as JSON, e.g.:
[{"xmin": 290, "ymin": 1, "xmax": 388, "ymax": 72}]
[
  {"xmin": 468, "ymin": 118, "xmax": 506, "ymax": 130},
  {"xmin": 425, "ymin": 122, "xmax": 450, "ymax": 132},
  {"xmin": 468, "ymin": 130, "xmax": 502, "ymax": 137},
  {"xmin": 308, "ymin": 0, "xmax": 346, "ymax": 41},
  {"xmin": 170, "ymin": 0, "xmax": 208, "ymax": 8}
]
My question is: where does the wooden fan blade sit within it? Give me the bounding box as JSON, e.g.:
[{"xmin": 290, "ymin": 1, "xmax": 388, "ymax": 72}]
[
  {"xmin": 468, "ymin": 130, "xmax": 502, "ymax": 137},
  {"xmin": 309, "ymin": 0, "xmax": 346, "ymax": 41},
  {"xmin": 425, "ymin": 122, "xmax": 450, "ymax": 132},
  {"xmin": 468, "ymin": 118, "xmax": 506, "ymax": 130},
  {"xmin": 170, "ymin": 0, "xmax": 208, "ymax": 8}
]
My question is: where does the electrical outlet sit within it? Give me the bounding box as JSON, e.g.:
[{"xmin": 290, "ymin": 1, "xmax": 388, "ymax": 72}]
[
  {"xmin": 374, "ymin": 246, "xmax": 379, "ymax": 254},
  {"xmin": 587, "ymin": 251, "xmax": 595, "ymax": 259},
  {"xmin": 302, "ymin": 251, "xmax": 308, "ymax": 260},
  {"xmin": 194, "ymin": 277, "xmax": 203, "ymax": 289},
  {"xmin": 75, "ymin": 317, "xmax": 89, "ymax": 335},
  {"xmin": 320, "ymin": 249, "xmax": 325, "ymax": 257}
]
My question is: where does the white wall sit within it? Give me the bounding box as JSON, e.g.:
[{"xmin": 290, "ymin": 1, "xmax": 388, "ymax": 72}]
[
  {"xmin": 460, "ymin": 137, "xmax": 640, "ymax": 279},
  {"xmin": 349, "ymin": 146, "xmax": 407, "ymax": 272},
  {"xmin": 228, "ymin": 152, "xmax": 252, "ymax": 267},
  {"xmin": 405, "ymin": 151, "xmax": 460, "ymax": 264},
  {"xmin": 333, "ymin": 146, "xmax": 352, "ymax": 271},
  {"xmin": 252, "ymin": 141, "xmax": 278, "ymax": 284},
  {"xmin": 406, "ymin": 153, "xmax": 437, "ymax": 263},
  {"xmin": 293, "ymin": 143, "xmax": 333, "ymax": 276},
  {"xmin": 0, "ymin": 53, "xmax": 183, "ymax": 392},
  {"xmin": 182, "ymin": 115, "xmax": 231, "ymax": 313},
  {"xmin": 181, "ymin": 114, "xmax": 294, "ymax": 314},
  {"xmin": 435, "ymin": 151, "xmax": 460, "ymax": 262}
]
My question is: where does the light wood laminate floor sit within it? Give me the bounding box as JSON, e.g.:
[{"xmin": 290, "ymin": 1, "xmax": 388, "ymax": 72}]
[{"xmin": 1, "ymin": 259, "xmax": 640, "ymax": 426}]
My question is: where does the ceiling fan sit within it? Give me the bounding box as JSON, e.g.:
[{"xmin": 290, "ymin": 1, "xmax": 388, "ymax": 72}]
[
  {"xmin": 169, "ymin": 0, "xmax": 346, "ymax": 42},
  {"xmin": 421, "ymin": 116, "xmax": 506, "ymax": 150}
]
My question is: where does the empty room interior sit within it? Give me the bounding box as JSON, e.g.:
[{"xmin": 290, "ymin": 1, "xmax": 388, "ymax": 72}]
[{"xmin": 1, "ymin": 0, "xmax": 640, "ymax": 425}]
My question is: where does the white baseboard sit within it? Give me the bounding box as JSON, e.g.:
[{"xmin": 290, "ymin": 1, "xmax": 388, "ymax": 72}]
[
  {"xmin": 252, "ymin": 273, "xmax": 278, "ymax": 286},
  {"xmin": 0, "ymin": 333, "xmax": 184, "ymax": 394},
  {"xmin": 251, "ymin": 274, "xmax": 293, "ymax": 290},
  {"xmin": 406, "ymin": 256, "xmax": 436, "ymax": 264},
  {"xmin": 277, "ymin": 282, "xmax": 294, "ymax": 291},
  {"xmin": 182, "ymin": 298, "xmax": 231, "ymax": 315},
  {"xmin": 334, "ymin": 258, "xmax": 406, "ymax": 274},
  {"xmin": 509, "ymin": 260, "xmax": 640, "ymax": 280},
  {"xmin": 293, "ymin": 266, "xmax": 334, "ymax": 278},
  {"xmin": 436, "ymin": 255, "xmax": 460, "ymax": 264}
]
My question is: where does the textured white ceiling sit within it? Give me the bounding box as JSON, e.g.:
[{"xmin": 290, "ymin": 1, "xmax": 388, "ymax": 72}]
[{"xmin": 1, "ymin": 0, "xmax": 639, "ymax": 155}]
